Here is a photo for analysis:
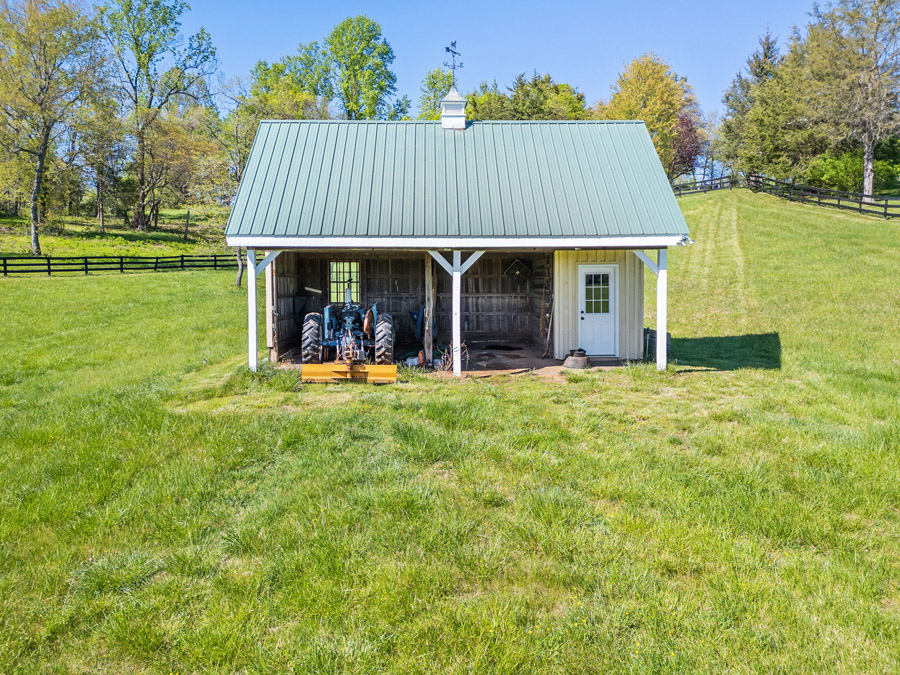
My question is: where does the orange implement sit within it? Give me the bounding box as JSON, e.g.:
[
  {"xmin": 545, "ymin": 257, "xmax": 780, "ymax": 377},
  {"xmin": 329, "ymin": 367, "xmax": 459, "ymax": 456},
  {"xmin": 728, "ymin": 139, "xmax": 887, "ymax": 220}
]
[{"xmin": 300, "ymin": 363, "xmax": 397, "ymax": 384}]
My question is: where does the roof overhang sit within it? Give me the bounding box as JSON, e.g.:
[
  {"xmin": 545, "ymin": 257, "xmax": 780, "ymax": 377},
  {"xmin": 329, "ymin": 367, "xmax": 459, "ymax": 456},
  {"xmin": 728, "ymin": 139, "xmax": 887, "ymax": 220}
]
[{"xmin": 226, "ymin": 235, "xmax": 691, "ymax": 250}]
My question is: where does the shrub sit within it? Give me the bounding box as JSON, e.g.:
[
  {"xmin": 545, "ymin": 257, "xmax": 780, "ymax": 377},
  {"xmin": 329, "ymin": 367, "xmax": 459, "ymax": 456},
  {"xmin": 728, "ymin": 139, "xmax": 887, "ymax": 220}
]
[{"xmin": 803, "ymin": 150, "xmax": 898, "ymax": 193}]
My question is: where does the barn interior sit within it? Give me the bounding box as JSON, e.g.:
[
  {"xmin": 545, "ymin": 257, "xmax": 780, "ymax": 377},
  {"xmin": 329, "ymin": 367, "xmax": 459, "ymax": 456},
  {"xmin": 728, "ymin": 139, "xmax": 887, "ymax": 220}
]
[{"xmin": 269, "ymin": 251, "xmax": 554, "ymax": 369}]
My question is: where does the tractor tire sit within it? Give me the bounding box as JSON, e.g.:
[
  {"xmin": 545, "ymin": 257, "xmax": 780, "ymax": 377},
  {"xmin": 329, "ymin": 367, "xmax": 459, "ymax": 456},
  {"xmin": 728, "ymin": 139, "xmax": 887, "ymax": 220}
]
[
  {"xmin": 301, "ymin": 312, "xmax": 324, "ymax": 364},
  {"xmin": 375, "ymin": 313, "xmax": 394, "ymax": 365}
]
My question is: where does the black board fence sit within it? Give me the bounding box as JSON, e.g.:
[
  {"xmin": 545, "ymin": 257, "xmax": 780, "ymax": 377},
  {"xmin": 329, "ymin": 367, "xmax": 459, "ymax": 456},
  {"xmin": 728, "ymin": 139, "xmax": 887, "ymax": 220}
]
[
  {"xmin": 747, "ymin": 173, "xmax": 900, "ymax": 219},
  {"xmin": 671, "ymin": 175, "xmax": 734, "ymax": 196},
  {"xmin": 1, "ymin": 254, "xmax": 238, "ymax": 277}
]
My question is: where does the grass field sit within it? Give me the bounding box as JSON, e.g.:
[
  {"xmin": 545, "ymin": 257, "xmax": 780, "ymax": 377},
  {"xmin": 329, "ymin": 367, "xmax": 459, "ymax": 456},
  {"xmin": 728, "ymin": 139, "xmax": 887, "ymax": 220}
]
[
  {"xmin": 0, "ymin": 207, "xmax": 230, "ymax": 257},
  {"xmin": 1, "ymin": 190, "xmax": 899, "ymax": 673}
]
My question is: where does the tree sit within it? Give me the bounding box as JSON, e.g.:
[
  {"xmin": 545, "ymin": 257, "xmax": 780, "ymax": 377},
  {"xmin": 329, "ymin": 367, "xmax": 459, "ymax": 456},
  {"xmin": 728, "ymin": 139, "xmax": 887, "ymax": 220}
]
[
  {"xmin": 738, "ymin": 38, "xmax": 830, "ymax": 178},
  {"xmin": 508, "ymin": 73, "xmax": 589, "ymax": 120},
  {"xmin": 210, "ymin": 79, "xmax": 260, "ymax": 202},
  {"xmin": 249, "ymin": 51, "xmax": 330, "ymax": 119},
  {"xmin": 599, "ymin": 54, "xmax": 703, "ymax": 178},
  {"xmin": 100, "ymin": 0, "xmax": 216, "ymax": 229},
  {"xmin": 418, "ymin": 68, "xmax": 452, "ymax": 120},
  {"xmin": 671, "ymin": 113, "xmax": 702, "ymax": 179},
  {"xmin": 698, "ymin": 110, "xmax": 722, "ymax": 180},
  {"xmin": 806, "ymin": 0, "xmax": 900, "ymax": 197},
  {"xmin": 0, "ymin": 0, "xmax": 103, "ymax": 254},
  {"xmin": 719, "ymin": 31, "xmax": 782, "ymax": 171},
  {"xmin": 466, "ymin": 81, "xmax": 513, "ymax": 120},
  {"xmin": 323, "ymin": 15, "xmax": 406, "ymax": 119},
  {"xmin": 0, "ymin": 152, "xmax": 29, "ymax": 215},
  {"xmin": 250, "ymin": 15, "xmax": 407, "ymax": 121},
  {"xmin": 465, "ymin": 73, "xmax": 589, "ymax": 121},
  {"xmin": 80, "ymin": 95, "xmax": 125, "ymax": 231}
]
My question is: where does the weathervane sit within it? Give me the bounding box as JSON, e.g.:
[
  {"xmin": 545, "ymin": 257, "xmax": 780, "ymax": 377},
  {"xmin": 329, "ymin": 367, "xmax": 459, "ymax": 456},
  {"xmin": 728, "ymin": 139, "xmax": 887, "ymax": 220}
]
[{"xmin": 444, "ymin": 41, "xmax": 463, "ymax": 87}]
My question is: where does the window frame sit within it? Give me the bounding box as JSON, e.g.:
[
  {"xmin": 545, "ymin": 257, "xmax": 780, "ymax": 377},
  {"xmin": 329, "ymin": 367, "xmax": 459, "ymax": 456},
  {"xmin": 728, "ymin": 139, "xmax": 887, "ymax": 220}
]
[{"xmin": 328, "ymin": 260, "xmax": 361, "ymax": 304}]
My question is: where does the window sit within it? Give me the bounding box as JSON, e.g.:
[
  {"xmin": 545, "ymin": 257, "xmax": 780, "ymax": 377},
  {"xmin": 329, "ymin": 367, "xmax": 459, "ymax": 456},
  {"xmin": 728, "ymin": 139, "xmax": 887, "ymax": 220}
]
[
  {"xmin": 329, "ymin": 261, "xmax": 360, "ymax": 304},
  {"xmin": 584, "ymin": 273, "xmax": 610, "ymax": 314}
]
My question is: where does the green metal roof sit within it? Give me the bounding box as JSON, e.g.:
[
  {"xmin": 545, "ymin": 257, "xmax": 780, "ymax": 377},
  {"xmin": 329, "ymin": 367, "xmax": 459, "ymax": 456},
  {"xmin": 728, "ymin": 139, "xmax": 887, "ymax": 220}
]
[{"xmin": 225, "ymin": 120, "xmax": 689, "ymax": 240}]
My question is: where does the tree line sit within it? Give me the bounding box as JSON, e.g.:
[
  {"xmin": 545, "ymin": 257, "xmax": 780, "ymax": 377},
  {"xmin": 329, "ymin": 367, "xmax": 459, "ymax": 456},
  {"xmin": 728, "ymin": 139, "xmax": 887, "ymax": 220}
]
[
  {"xmin": 0, "ymin": 0, "xmax": 706, "ymax": 255},
  {"xmin": 719, "ymin": 0, "xmax": 900, "ymax": 197},
  {"xmin": 2, "ymin": 0, "xmax": 896, "ymax": 256}
]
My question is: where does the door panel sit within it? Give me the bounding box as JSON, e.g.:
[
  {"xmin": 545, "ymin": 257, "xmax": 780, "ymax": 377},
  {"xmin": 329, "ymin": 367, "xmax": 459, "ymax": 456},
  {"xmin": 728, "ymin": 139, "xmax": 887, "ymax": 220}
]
[{"xmin": 577, "ymin": 264, "xmax": 618, "ymax": 356}]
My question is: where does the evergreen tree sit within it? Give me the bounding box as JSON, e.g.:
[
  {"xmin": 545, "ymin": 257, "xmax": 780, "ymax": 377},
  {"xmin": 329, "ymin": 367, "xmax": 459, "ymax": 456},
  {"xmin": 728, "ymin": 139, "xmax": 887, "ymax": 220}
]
[
  {"xmin": 737, "ymin": 39, "xmax": 829, "ymax": 177},
  {"xmin": 719, "ymin": 31, "xmax": 782, "ymax": 171}
]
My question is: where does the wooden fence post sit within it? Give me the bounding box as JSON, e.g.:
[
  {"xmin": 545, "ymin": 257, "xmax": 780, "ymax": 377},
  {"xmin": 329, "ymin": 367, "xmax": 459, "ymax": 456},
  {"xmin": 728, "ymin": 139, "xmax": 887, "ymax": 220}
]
[
  {"xmin": 119, "ymin": 256, "xmax": 124, "ymax": 273},
  {"xmin": 213, "ymin": 255, "xmax": 218, "ymax": 270},
  {"xmin": 2, "ymin": 258, "xmax": 6, "ymax": 277},
  {"xmin": 46, "ymin": 257, "xmax": 51, "ymax": 276},
  {"xmin": 84, "ymin": 257, "xmax": 88, "ymax": 275},
  {"xmin": 154, "ymin": 257, "xmax": 158, "ymax": 272}
]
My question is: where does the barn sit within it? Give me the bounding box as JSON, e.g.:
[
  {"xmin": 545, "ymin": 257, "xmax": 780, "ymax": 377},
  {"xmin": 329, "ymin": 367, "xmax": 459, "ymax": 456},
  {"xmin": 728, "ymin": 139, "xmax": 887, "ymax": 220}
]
[{"xmin": 225, "ymin": 88, "xmax": 691, "ymax": 376}]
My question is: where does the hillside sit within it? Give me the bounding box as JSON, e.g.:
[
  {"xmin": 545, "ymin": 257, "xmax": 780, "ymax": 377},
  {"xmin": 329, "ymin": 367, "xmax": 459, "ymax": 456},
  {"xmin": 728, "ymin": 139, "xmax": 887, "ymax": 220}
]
[
  {"xmin": 0, "ymin": 190, "xmax": 898, "ymax": 672},
  {"xmin": 0, "ymin": 207, "xmax": 230, "ymax": 258}
]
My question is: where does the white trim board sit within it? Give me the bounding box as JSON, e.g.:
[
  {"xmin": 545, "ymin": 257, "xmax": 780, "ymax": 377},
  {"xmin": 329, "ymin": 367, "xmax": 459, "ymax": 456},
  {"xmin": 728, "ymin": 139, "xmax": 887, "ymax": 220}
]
[{"xmin": 231, "ymin": 235, "xmax": 689, "ymax": 250}]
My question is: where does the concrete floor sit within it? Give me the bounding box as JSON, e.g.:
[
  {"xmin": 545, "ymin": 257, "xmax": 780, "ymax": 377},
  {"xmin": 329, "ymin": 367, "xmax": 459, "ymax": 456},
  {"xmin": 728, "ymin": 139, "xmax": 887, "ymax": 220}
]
[
  {"xmin": 464, "ymin": 343, "xmax": 558, "ymax": 372},
  {"xmin": 457, "ymin": 343, "xmax": 624, "ymax": 379}
]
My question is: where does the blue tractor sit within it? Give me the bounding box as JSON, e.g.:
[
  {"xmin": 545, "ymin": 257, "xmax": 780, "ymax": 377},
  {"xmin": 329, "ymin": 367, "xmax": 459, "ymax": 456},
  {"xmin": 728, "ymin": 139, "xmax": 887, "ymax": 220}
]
[{"xmin": 300, "ymin": 283, "xmax": 394, "ymax": 365}]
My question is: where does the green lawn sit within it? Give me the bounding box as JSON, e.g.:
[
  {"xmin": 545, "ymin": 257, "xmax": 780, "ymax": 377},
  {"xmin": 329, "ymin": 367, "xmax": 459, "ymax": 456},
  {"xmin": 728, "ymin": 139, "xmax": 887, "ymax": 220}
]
[
  {"xmin": 0, "ymin": 206, "xmax": 230, "ymax": 257},
  {"xmin": 1, "ymin": 190, "xmax": 899, "ymax": 673}
]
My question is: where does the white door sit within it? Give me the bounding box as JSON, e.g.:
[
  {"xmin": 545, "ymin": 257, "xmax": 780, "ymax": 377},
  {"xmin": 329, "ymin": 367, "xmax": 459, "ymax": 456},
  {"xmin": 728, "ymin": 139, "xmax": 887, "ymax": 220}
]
[{"xmin": 577, "ymin": 264, "xmax": 618, "ymax": 356}]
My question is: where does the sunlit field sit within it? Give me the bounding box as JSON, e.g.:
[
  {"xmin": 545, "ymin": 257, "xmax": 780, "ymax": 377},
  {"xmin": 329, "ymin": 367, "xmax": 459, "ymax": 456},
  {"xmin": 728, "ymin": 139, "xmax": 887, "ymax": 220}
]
[{"xmin": 1, "ymin": 190, "xmax": 898, "ymax": 672}]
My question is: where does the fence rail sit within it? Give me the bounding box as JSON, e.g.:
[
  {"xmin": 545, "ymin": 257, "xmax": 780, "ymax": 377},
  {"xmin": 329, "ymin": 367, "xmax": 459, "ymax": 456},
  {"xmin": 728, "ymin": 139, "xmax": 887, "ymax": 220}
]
[
  {"xmin": 671, "ymin": 175, "xmax": 734, "ymax": 196},
  {"xmin": 747, "ymin": 174, "xmax": 900, "ymax": 218},
  {"xmin": 1, "ymin": 253, "xmax": 238, "ymax": 277}
]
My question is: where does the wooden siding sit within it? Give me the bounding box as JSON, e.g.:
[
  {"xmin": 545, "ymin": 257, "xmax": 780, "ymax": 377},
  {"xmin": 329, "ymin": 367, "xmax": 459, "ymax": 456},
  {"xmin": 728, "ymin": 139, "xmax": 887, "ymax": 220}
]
[
  {"xmin": 552, "ymin": 250, "xmax": 644, "ymax": 360},
  {"xmin": 268, "ymin": 251, "xmax": 551, "ymax": 360},
  {"xmin": 435, "ymin": 254, "xmax": 551, "ymax": 338}
]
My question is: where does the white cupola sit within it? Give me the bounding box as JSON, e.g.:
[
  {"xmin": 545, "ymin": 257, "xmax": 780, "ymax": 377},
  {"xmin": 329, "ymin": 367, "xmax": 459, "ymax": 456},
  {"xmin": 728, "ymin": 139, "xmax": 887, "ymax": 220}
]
[{"xmin": 440, "ymin": 85, "xmax": 467, "ymax": 130}]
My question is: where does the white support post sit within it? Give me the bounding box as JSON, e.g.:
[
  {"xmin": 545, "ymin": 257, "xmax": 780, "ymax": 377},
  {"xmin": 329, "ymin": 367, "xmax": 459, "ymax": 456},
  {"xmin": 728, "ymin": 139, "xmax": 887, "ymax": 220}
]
[
  {"xmin": 656, "ymin": 248, "xmax": 668, "ymax": 371},
  {"xmin": 424, "ymin": 254, "xmax": 434, "ymax": 366},
  {"xmin": 452, "ymin": 251, "xmax": 462, "ymax": 377},
  {"xmin": 428, "ymin": 250, "xmax": 484, "ymax": 377},
  {"xmin": 247, "ymin": 249, "xmax": 259, "ymax": 372},
  {"xmin": 246, "ymin": 249, "xmax": 282, "ymax": 372}
]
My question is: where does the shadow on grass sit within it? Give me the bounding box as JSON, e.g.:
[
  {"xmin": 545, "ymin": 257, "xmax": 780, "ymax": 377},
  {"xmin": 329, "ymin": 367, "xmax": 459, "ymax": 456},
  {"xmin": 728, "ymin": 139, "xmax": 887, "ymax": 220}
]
[{"xmin": 672, "ymin": 333, "xmax": 781, "ymax": 371}]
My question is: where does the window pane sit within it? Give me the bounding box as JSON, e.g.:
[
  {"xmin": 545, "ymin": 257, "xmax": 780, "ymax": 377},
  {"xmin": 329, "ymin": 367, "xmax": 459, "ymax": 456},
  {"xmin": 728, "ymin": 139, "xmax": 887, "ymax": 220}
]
[{"xmin": 330, "ymin": 261, "xmax": 360, "ymax": 303}]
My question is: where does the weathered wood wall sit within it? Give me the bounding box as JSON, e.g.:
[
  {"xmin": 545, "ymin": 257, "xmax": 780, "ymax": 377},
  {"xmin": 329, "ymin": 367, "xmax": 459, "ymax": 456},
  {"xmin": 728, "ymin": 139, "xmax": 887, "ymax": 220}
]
[
  {"xmin": 435, "ymin": 253, "xmax": 551, "ymax": 341},
  {"xmin": 270, "ymin": 251, "xmax": 552, "ymax": 359}
]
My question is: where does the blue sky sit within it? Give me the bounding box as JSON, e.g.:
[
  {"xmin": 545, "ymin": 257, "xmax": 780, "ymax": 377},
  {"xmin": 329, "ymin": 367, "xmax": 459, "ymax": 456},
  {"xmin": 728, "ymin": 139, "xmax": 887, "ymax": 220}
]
[{"xmin": 181, "ymin": 0, "xmax": 813, "ymax": 117}]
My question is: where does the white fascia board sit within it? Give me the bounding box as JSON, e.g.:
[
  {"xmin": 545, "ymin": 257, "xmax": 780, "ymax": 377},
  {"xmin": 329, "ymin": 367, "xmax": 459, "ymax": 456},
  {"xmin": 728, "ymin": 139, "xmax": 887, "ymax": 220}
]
[{"xmin": 227, "ymin": 235, "xmax": 689, "ymax": 250}]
